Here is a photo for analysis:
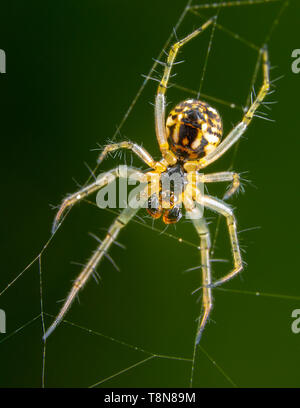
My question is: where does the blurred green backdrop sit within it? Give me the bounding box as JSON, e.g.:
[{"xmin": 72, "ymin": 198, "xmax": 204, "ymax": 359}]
[{"xmin": 0, "ymin": 0, "xmax": 300, "ymax": 387}]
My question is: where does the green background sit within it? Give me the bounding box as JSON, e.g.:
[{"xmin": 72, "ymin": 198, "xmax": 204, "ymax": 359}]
[{"xmin": 1, "ymin": 0, "xmax": 300, "ymax": 387}]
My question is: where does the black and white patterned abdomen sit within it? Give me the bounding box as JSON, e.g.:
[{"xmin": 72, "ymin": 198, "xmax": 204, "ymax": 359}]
[{"xmin": 166, "ymin": 99, "xmax": 223, "ymax": 160}]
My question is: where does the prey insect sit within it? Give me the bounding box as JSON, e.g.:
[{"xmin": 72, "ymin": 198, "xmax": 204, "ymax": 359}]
[{"xmin": 44, "ymin": 17, "xmax": 270, "ymax": 343}]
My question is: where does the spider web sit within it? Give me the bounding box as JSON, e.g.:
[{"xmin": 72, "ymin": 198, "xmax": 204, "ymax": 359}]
[{"xmin": 1, "ymin": 0, "xmax": 297, "ymax": 388}]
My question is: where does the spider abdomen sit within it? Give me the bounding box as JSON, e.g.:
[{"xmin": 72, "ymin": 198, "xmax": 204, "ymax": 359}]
[{"xmin": 166, "ymin": 99, "xmax": 222, "ymax": 160}]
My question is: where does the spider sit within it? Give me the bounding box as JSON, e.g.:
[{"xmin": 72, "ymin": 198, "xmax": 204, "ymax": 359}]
[{"xmin": 44, "ymin": 16, "xmax": 270, "ymax": 342}]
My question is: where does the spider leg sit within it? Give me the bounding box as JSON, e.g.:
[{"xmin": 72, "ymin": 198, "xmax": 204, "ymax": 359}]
[
  {"xmin": 197, "ymin": 171, "xmax": 240, "ymax": 200},
  {"xmin": 187, "ymin": 205, "xmax": 213, "ymax": 345},
  {"xmin": 198, "ymin": 194, "xmax": 243, "ymax": 288},
  {"xmin": 186, "ymin": 47, "xmax": 270, "ymax": 171},
  {"xmin": 98, "ymin": 141, "xmax": 166, "ymax": 172},
  {"xmin": 155, "ymin": 17, "xmax": 216, "ymax": 166},
  {"xmin": 52, "ymin": 166, "xmax": 146, "ymax": 234},
  {"xmin": 43, "ymin": 187, "xmax": 149, "ymax": 340}
]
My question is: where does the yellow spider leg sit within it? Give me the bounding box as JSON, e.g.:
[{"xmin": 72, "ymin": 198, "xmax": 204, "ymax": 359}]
[
  {"xmin": 197, "ymin": 171, "xmax": 240, "ymax": 200},
  {"xmin": 184, "ymin": 47, "xmax": 270, "ymax": 171},
  {"xmin": 184, "ymin": 174, "xmax": 213, "ymax": 343},
  {"xmin": 243, "ymin": 47, "xmax": 270, "ymax": 126},
  {"xmin": 199, "ymin": 194, "xmax": 243, "ymax": 288},
  {"xmin": 44, "ymin": 186, "xmax": 149, "ymax": 340},
  {"xmin": 155, "ymin": 17, "xmax": 216, "ymax": 166},
  {"xmin": 52, "ymin": 167, "xmax": 146, "ymax": 234},
  {"xmin": 98, "ymin": 141, "xmax": 167, "ymax": 172},
  {"xmin": 188, "ymin": 207, "xmax": 213, "ymax": 345}
]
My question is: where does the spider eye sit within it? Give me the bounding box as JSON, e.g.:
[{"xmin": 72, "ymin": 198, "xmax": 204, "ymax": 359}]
[
  {"xmin": 166, "ymin": 99, "xmax": 222, "ymax": 161},
  {"xmin": 162, "ymin": 205, "xmax": 182, "ymax": 224}
]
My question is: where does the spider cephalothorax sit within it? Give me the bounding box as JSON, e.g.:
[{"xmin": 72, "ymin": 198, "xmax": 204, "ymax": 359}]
[
  {"xmin": 166, "ymin": 99, "xmax": 223, "ymax": 160},
  {"xmin": 147, "ymin": 163, "xmax": 186, "ymax": 224}
]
